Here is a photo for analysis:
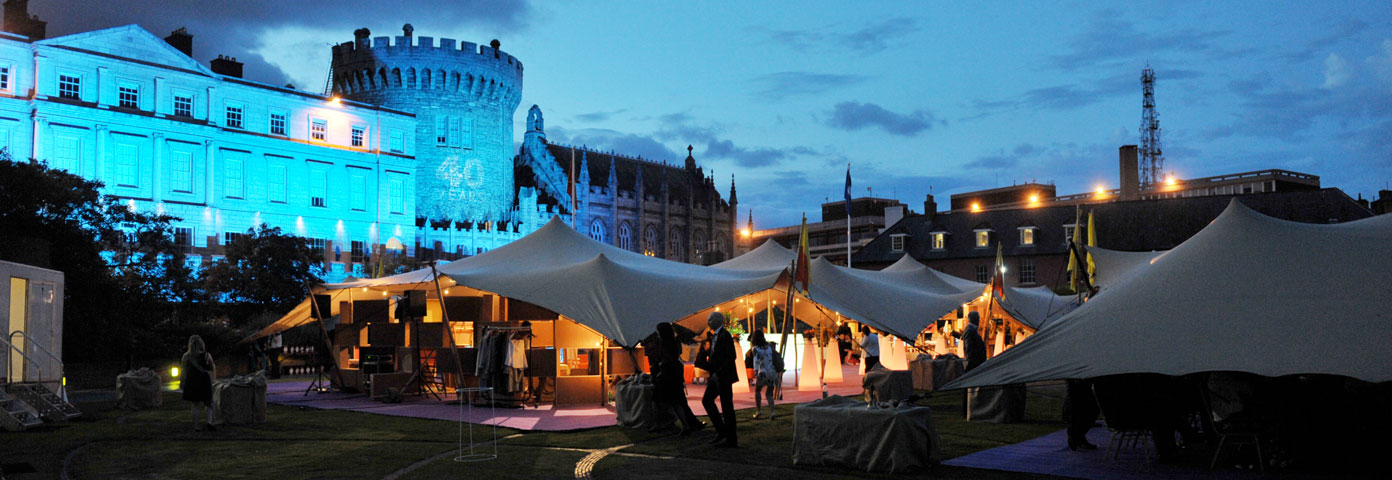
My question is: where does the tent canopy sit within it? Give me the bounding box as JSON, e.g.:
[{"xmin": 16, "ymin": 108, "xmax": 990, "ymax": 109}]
[{"xmin": 946, "ymin": 200, "xmax": 1392, "ymax": 388}]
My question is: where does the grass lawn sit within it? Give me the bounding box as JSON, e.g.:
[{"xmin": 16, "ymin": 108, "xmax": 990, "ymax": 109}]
[{"xmin": 1, "ymin": 384, "xmax": 1072, "ymax": 479}]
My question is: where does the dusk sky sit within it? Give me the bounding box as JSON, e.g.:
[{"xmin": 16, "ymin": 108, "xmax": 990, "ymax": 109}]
[{"xmin": 36, "ymin": 1, "xmax": 1392, "ymax": 228}]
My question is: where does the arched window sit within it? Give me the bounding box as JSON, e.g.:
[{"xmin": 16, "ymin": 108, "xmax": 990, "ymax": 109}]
[
  {"xmin": 407, "ymin": 68, "xmax": 417, "ymax": 88},
  {"xmin": 693, "ymin": 229, "xmax": 705, "ymax": 259},
  {"xmin": 391, "ymin": 68, "xmax": 401, "ymax": 87},
  {"xmin": 618, "ymin": 221, "xmax": 633, "ymax": 251},
  {"xmin": 421, "ymin": 69, "xmax": 431, "ymax": 89},
  {"xmin": 589, "ymin": 218, "xmax": 606, "ymax": 243},
  {"xmin": 668, "ymin": 227, "xmax": 684, "ymax": 261},
  {"xmin": 719, "ymin": 233, "xmax": 730, "ymax": 255},
  {"xmin": 644, "ymin": 225, "xmax": 659, "ymax": 256}
]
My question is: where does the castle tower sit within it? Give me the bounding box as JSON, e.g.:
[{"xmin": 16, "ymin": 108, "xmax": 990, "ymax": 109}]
[{"xmin": 330, "ymin": 25, "xmax": 523, "ymax": 223}]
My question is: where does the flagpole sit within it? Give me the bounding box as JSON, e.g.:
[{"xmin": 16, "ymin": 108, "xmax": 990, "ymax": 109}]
[{"xmin": 845, "ymin": 163, "xmax": 852, "ymax": 268}]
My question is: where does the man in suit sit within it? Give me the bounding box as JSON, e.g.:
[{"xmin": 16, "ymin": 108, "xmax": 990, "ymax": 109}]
[{"xmin": 697, "ymin": 311, "xmax": 739, "ymax": 448}]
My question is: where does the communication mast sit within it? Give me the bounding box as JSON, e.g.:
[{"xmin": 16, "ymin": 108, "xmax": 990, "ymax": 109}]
[{"xmin": 1139, "ymin": 66, "xmax": 1165, "ymax": 189}]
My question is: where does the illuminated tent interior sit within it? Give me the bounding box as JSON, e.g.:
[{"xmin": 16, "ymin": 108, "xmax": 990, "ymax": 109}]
[{"xmin": 946, "ymin": 200, "xmax": 1392, "ymax": 390}]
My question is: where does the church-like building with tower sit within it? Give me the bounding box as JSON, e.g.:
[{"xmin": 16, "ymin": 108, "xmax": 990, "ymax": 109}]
[{"xmin": 0, "ymin": 0, "xmax": 737, "ymax": 282}]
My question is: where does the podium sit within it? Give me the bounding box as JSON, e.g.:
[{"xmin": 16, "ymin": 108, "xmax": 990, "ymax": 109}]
[
  {"xmin": 798, "ymin": 341, "xmax": 823, "ymax": 391},
  {"xmin": 821, "ymin": 338, "xmax": 843, "ymax": 383}
]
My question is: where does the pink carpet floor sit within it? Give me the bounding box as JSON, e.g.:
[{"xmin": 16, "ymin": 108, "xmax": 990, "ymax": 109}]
[{"xmin": 265, "ymin": 365, "xmax": 866, "ymax": 431}]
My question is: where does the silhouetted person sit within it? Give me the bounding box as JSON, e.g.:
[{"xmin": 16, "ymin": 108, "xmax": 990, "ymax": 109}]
[
  {"xmin": 651, "ymin": 322, "xmax": 702, "ymax": 434},
  {"xmin": 697, "ymin": 312, "xmax": 738, "ymax": 448},
  {"xmin": 963, "ymin": 312, "xmax": 987, "ymax": 372},
  {"xmin": 1064, "ymin": 379, "xmax": 1100, "ymax": 450}
]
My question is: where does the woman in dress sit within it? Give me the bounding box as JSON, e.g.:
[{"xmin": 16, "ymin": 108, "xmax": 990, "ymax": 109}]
[{"xmin": 182, "ymin": 335, "xmax": 217, "ymax": 431}]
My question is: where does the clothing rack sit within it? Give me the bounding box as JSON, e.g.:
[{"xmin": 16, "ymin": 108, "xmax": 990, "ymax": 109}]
[{"xmin": 474, "ymin": 325, "xmax": 534, "ymax": 407}]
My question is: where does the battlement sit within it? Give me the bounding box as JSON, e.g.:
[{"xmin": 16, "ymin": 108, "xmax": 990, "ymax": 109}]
[
  {"xmin": 331, "ymin": 34, "xmax": 523, "ymax": 74},
  {"xmin": 330, "ymin": 27, "xmax": 523, "ymax": 105}
]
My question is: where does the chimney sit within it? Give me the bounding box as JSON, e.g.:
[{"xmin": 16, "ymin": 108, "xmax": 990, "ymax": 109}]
[
  {"xmin": 3, "ymin": 0, "xmax": 46, "ymax": 40},
  {"xmin": 923, "ymin": 194, "xmax": 937, "ymax": 221},
  {"xmin": 1119, "ymin": 145, "xmax": 1140, "ymax": 201},
  {"xmin": 883, "ymin": 205, "xmax": 905, "ymax": 231},
  {"xmin": 165, "ymin": 27, "xmax": 192, "ymax": 57},
  {"xmin": 210, "ymin": 55, "xmax": 243, "ymax": 78}
]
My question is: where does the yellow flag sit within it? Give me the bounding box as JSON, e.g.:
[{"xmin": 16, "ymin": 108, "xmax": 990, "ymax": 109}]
[
  {"xmin": 1067, "ymin": 206, "xmax": 1080, "ymax": 291},
  {"xmin": 1086, "ymin": 210, "xmax": 1097, "ymax": 285}
]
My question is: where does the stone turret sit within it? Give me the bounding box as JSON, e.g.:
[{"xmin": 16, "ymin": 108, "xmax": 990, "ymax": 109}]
[{"xmin": 330, "ymin": 25, "xmax": 524, "ymax": 222}]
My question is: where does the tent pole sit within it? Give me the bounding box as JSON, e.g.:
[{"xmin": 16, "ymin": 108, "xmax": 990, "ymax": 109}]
[
  {"xmin": 306, "ymin": 288, "xmax": 346, "ymax": 392},
  {"xmin": 429, "ymin": 262, "xmax": 464, "ymax": 398}
]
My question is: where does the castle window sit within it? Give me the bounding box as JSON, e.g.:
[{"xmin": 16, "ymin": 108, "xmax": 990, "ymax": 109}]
[
  {"xmin": 350, "ymin": 174, "xmax": 366, "ymax": 211},
  {"xmin": 118, "ymin": 83, "xmax": 139, "ymax": 109},
  {"xmin": 269, "ymin": 164, "xmax": 286, "ymax": 203},
  {"xmin": 58, "ymin": 73, "xmax": 80, "ymax": 99},
  {"xmin": 693, "ymin": 230, "xmax": 705, "ymax": 258},
  {"xmin": 0, "ymin": 65, "xmax": 9, "ymax": 90},
  {"xmin": 435, "ymin": 116, "xmax": 447, "ymax": 146},
  {"xmin": 668, "ymin": 227, "xmax": 684, "ymax": 261},
  {"xmin": 589, "ymin": 219, "xmax": 606, "ymax": 243},
  {"xmin": 618, "ymin": 222, "xmax": 632, "ymax": 251},
  {"xmin": 269, "ymin": 111, "xmax": 286, "ymax": 136},
  {"xmin": 225, "ymin": 104, "xmax": 243, "ymax": 129},
  {"xmin": 351, "ymin": 125, "xmax": 366, "ymax": 148},
  {"xmin": 407, "ymin": 68, "xmax": 416, "ymax": 88},
  {"xmin": 644, "ymin": 225, "xmax": 659, "ymax": 256},
  {"xmin": 309, "ymin": 168, "xmax": 327, "ymax": 208},
  {"xmin": 310, "ymin": 118, "xmax": 327, "ymax": 141},
  {"xmin": 389, "ymin": 129, "xmax": 404, "ymax": 153},
  {"xmin": 388, "ymin": 176, "xmax": 404, "ymax": 214},
  {"xmin": 351, "ymin": 240, "xmax": 366, "ymax": 264},
  {"xmin": 224, "ymin": 232, "xmax": 246, "ymax": 246},
  {"xmin": 224, "ymin": 153, "xmax": 244, "ymax": 199},
  {"xmin": 171, "ymin": 150, "xmax": 193, "ymax": 193},
  {"xmin": 173, "ymin": 93, "xmax": 193, "ymax": 117},
  {"xmin": 115, "ymin": 142, "xmax": 138, "ymax": 187},
  {"xmin": 173, "ymin": 227, "xmax": 194, "ymax": 252}
]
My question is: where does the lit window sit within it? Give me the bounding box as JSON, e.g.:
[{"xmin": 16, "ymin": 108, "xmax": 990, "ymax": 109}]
[
  {"xmin": 225, "ymin": 105, "xmax": 243, "ymax": 129},
  {"xmin": 931, "ymin": 233, "xmax": 945, "ymax": 250},
  {"xmin": 975, "ymin": 265, "xmax": 990, "ymax": 283},
  {"xmin": 1019, "ymin": 258, "xmax": 1036, "ymax": 284},
  {"xmin": 269, "ymin": 112, "xmax": 286, "ymax": 135},
  {"xmin": 351, "ymin": 125, "xmax": 366, "ymax": 147},
  {"xmin": 311, "ymin": 118, "xmax": 327, "ymax": 141},
  {"xmin": 269, "ymin": 164, "xmax": 286, "ymax": 203},
  {"xmin": 173, "ymin": 94, "xmax": 193, "ymax": 117},
  {"xmin": 389, "ymin": 130, "xmax": 404, "ymax": 153},
  {"xmin": 891, "ymin": 234, "xmax": 906, "ymax": 252},
  {"xmin": 58, "ymin": 74, "xmax": 80, "ymax": 99},
  {"xmin": 118, "ymin": 84, "xmax": 139, "ymax": 109},
  {"xmin": 975, "ymin": 230, "xmax": 990, "ymax": 248},
  {"xmin": 1020, "ymin": 227, "xmax": 1035, "ymax": 246},
  {"xmin": 644, "ymin": 225, "xmax": 659, "ymax": 256},
  {"xmin": 171, "ymin": 150, "xmax": 193, "ymax": 193}
]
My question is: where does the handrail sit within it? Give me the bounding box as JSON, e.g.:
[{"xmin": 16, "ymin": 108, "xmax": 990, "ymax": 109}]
[
  {"xmin": 1, "ymin": 334, "xmax": 46, "ymax": 385},
  {"xmin": 10, "ymin": 330, "xmax": 68, "ymax": 401}
]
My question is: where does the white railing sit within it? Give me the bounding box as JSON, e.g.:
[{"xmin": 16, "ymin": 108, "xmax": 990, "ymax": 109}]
[{"xmin": 7, "ymin": 331, "xmax": 64, "ymax": 400}]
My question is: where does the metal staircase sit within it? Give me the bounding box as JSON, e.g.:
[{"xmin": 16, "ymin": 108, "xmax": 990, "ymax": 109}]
[
  {"xmin": 5, "ymin": 382, "xmax": 80, "ymax": 423},
  {"xmin": 0, "ymin": 387, "xmax": 43, "ymax": 431}
]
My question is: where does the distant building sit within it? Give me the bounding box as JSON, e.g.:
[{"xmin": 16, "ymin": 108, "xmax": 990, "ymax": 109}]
[
  {"xmin": 743, "ymin": 197, "xmax": 907, "ymax": 265},
  {"xmin": 1371, "ymin": 190, "xmax": 1392, "ymax": 215}
]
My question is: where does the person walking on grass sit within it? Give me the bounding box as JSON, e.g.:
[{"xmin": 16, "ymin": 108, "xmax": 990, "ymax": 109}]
[
  {"xmin": 182, "ymin": 335, "xmax": 217, "ymax": 431},
  {"xmin": 748, "ymin": 330, "xmax": 779, "ymax": 420},
  {"xmin": 696, "ymin": 312, "xmax": 738, "ymax": 448}
]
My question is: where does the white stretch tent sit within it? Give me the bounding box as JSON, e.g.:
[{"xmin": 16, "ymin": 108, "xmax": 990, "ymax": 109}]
[
  {"xmin": 880, "ymin": 254, "xmax": 983, "ymax": 293},
  {"xmin": 1087, "ymin": 247, "xmax": 1167, "ymax": 290},
  {"xmin": 946, "ymin": 200, "xmax": 1392, "ymax": 389}
]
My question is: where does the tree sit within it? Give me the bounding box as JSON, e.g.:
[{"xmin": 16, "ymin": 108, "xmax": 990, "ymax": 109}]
[
  {"xmin": 0, "ymin": 151, "xmax": 183, "ymax": 362},
  {"xmin": 202, "ymin": 224, "xmax": 323, "ymax": 326}
]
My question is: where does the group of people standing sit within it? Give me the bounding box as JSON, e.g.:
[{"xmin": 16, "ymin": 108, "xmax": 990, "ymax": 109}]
[{"xmin": 647, "ymin": 312, "xmax": 785, "ymax": 448}]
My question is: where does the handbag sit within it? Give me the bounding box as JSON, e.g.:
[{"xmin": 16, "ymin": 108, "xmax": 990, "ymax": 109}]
[{"xmin": 744, "ymin": 348, "xmax": 754, "ymax": 370}]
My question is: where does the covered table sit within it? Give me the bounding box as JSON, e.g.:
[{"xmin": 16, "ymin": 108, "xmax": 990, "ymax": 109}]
[
  {"xmin": 909, "ymin": 355, "xmax": 964, "ymax": 392},
  {"xmin": 212, "ymin": 371, "xmax": 267, "ymax": 425},
  {"xmin": 862, "ymin": 365, "xmax": 914, "ymax": 403},
  {"xmin": 115, "ymin": 368, "xmax": 163, "ymax": 410},
  {"xmin": 615, "ymin": 374, "xmax": 673, "ymax": 429},
  {"xmin": 793, "ymin": 395, "xmax": 941, "ymax": 473}
]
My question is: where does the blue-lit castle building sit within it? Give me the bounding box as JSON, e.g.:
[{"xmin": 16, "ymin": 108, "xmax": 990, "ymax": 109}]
[{"xmin": 1, "ymin": 6, "xmax": 737, "ymax": 280}]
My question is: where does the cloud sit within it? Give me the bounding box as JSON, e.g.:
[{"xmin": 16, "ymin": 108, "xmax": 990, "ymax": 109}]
[
  {"xmin": 750, "ymin": 71, "xmax": 865, "ymax": 100},
  {"xmin": 574, "ymin": 109, "xmax": 627, "ymax": 123},
  {"xmin": 703, "ymin": 140, "xmax": 787, "ymax": 168},
  {"xmin": 753, "ymin": 17, "xmax": 918, "ymax": 52},
  {"xmin": 964, "ymin": 143, "xmax": 1040, "ymax": 170},
  {"xmin": 1047, "ymin": 16, "xmax": 1240, "ymax": 72},
  {"xmin": 826, "ymin": 101, "xmax": 939, "ymax": 136},
  {"xmin": 970, "ymin": 69, "xmax": 1204, "ymax": 119},
  {"xmin": 1322, "ymin": 53, "xmax": 1353, "ymax": 88},
  {"xmin": 1282, "ymin": 18, "xmax": 1370, "ymax": 63},
  {"xmin": 32, "ymin": 1, "xmax": 535, "ymax": 88},
  {"xmin": 546, "ymin": 126, "xmax": 682, "ymax": 163}
]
